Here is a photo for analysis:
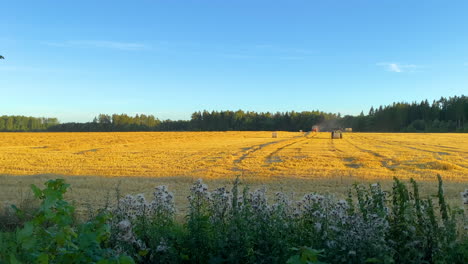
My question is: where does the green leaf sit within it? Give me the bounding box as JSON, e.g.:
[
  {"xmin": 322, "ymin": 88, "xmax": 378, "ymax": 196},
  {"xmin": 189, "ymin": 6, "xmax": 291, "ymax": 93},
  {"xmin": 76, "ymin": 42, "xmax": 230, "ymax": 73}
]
[
  {"xmin": 31, "ymin": 184, "xmax": 43, "ymax": 198},
  {"xmin": 22, "ymin": 237, "xmax": 37, "ymax": 251},
  {"xmin": 37, "ymin": 253, "xmax": 49, "ymax": 264},
  {"xmin": 118, "ymin": 255, "xmax": 135, "ymax": 264},
  {"xmin": 17, "ymin": 222, "xmax": 35, "ymax": 250},
  {"xmin": 287, "ymin": 255, "xmax": 302, "ymax": 264},
  {"xmin": 180, "ymin": 254, "xmax": 190, "ymax": 260},
  {"xmin": 9, "ymin": 254, "xmax": 21, "ymax": 264}
]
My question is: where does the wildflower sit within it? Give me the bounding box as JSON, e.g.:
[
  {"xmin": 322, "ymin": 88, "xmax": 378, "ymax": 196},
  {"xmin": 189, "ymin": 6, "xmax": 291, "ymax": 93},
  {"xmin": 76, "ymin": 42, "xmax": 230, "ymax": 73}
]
[
  {"xmin": 115, "ymin": 194, "xmax": 148, "ymax": 220},
  {"xmin": 210, "ymin": 187, "xmax": 232, "ymax": 222},
  {"xmin": 315, "ymin": 222, "xmax": 322, "ymax": 232},
  {"xmin": 188, "ymin": 179, "xmax": 211, "ymax": 203},
  {"xmin": 117, "ymin": 219, "xmax": 136, "ymax": 243},
  {"xmin": 190, "ymin": 179, "xmax": 209, "ymax": 194},
  {"xmin": 156, "ymin": 239, "xmax": 170, "ymax": 253},
  {"xmin": 150, "ymin": 185, "xmax": 176, "ymax": 217},
  {"xmin": 461, "ymin": 189, "xmax": 468, "ymax": 204},
  {"xmin": 249, "ymin": 187, "xmax": 269, "ymax": 213}
]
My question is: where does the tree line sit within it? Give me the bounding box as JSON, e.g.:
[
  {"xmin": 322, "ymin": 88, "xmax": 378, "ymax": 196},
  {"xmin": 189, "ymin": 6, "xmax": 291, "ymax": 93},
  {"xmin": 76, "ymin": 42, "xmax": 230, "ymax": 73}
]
[
  {"xmin": 47, "ymin": 111, "xmax": 338, "ymax": 132},
  {"xmin": 0, "ymin": 116, "xmax": 59, "ymax": 131},
  {"xmin": 2, "ymin": 95, "xmax": 467, "ymax": 132},
  {"xmin": 340, "ymin": 95, "xmax": 468, "ymax": 132}
]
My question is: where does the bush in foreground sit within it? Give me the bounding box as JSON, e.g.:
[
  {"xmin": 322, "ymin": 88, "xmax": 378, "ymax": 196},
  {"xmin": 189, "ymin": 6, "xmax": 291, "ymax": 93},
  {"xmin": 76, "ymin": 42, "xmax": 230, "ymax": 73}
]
[
  {"xmin": 0, "ymin": 179, "xmax": 133, "ymax": 264},
  {"xmin": 110, "ymin": 175, "xmax": 467, "ymax": 263},
  {"xmin": 1, "ymin": 176, "xmax": 467, "ymax": 263}
]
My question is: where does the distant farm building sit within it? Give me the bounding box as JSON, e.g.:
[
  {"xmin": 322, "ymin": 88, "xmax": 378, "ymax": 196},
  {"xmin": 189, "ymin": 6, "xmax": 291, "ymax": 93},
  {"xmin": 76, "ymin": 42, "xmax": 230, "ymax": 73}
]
[{"xmin": 312, "ymin": 125, "xmax": 319, "ymax": 132}]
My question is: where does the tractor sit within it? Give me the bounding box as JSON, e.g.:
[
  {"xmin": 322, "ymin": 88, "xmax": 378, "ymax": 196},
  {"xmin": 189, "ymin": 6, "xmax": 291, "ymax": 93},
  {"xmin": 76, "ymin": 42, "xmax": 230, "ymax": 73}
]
[{"xmin": 331, "ymin": 129, "xmax": 343, "ymax": 139}]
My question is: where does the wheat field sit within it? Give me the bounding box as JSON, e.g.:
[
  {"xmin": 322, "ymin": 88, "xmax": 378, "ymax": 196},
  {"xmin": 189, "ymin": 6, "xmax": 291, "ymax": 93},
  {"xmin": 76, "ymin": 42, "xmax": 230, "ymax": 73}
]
[{"xmin": 0, "ymin": 132, "xmax": 467, "ymax": 181}]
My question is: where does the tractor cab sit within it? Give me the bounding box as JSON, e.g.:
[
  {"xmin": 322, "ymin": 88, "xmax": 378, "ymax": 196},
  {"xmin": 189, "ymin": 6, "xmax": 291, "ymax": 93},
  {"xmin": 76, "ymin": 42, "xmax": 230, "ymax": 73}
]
[{"xmin": 331, "ymin": 129, "xmax": 343, "ymax": 139}]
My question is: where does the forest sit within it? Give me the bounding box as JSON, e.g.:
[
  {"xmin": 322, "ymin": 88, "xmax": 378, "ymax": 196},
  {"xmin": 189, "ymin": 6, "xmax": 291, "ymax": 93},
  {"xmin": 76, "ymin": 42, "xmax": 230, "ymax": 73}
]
[
  {"xmin": 2, "ymin": 95, "xmax": 467, "ymax": 132},
  {"xmin": 0, "ymin": 116, "xmax": 59, "ymax": 131}
]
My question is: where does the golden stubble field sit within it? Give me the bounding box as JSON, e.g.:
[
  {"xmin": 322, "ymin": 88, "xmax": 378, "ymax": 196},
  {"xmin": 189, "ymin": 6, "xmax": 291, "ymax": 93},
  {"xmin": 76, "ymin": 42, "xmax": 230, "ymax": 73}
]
[
  {"xmin": 0, "ymin": 131, "xmax": 467, "ymax": 180},
  {"xmin": 1, "ymin": 132, "xmax": 467, "ymax": 215}
]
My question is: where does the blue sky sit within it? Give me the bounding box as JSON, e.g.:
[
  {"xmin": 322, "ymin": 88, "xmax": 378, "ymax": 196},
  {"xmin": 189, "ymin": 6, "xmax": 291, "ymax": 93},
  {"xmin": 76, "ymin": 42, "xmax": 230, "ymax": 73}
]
[{"xmin": 1, "ymin": 0, "xmax": 467, "ymax": 122}]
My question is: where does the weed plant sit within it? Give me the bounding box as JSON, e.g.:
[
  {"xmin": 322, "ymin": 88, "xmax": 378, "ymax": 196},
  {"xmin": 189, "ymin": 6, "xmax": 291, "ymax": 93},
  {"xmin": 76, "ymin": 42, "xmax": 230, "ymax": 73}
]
[
  {"xmin": 109, "ymin": 175, "xmax": 467, "ymax": 263},
  {"xmin": 1, "ymin": 176, "xmax": 467, "ymax": 263}
]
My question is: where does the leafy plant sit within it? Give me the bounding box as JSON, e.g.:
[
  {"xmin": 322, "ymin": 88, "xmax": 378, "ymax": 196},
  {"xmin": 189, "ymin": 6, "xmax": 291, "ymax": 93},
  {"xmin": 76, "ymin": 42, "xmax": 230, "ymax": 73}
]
[
  {"xmin": 0, "ymin": 179, "xmax": 134, "ymax": 264},
  {"xmin": 2, "ymin": 177, "xmax": 467, "ymax": 264},
  {"xmin": 287, "ymin": 247, "xmax": 327, "ymax": 264}
]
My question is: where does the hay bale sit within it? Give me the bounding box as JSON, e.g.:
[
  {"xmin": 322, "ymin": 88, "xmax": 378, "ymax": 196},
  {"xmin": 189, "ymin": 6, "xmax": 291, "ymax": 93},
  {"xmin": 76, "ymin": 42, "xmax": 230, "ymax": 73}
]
[{"xmin": 272, "ymin": 132, "xmax": 278, "ymax": 138}]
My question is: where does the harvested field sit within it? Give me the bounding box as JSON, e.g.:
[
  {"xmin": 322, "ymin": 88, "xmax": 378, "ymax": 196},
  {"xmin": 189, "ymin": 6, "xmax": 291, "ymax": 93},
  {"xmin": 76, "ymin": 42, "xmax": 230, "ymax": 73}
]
[{"xmin": 0, "ymin": 132, "xmax": 467, "ymax": 181}]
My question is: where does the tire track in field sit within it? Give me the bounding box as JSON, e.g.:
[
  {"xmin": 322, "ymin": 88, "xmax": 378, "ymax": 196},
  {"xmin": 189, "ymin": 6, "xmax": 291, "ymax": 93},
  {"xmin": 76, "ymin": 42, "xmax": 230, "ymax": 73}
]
[
  {"xmin": 344, "ymin": 137, "xmax": 399, "ymax": 170},
  {"xmin": 381, "ymin": 139, "xmax": 468, "ymax": 155},
  {"xmin": 329, "ymin": 138, "xmax": 344, "ymax": 153},
  {"xmin": 345, "ymin": 138, "xmax": 384, "ymax": 158},
  {"xmin": 331, "ymin": 138, "xmax": 366, "ymax": 169},
  {"xmin": 188, "ymin": 138, "xmax": 289, "ymax": 175},
  {"xmin": 355, "ymin": 134, "xmax": 467, "ymax": 155},
  {"xmin": 371, "ymin": 137, "xmax": 449, "ymax": 156},
  {"xmin": 383, "ymin": 140, "xmax": 468, "ymax": 169},
  {"xmin": 234, "ymin": 139, "xmax": 290, "ymax": 164},
  {"xmin": 231, "ymin": 135, "xmax": 305, "ymax": 171},
  {"xmin": 188, "ymin": 135, "xmax": 300, "ymax": 175},
  {"xmin": 264, "ymin": 135, "xmax": 313, "ymax": 164},
  {"xmin": 356, "ymin": 134, "xmax": 454, "ymax": 161},
  {"xmin": 362, "ymin": 136, "xmax": 468, "ymax": 170}
]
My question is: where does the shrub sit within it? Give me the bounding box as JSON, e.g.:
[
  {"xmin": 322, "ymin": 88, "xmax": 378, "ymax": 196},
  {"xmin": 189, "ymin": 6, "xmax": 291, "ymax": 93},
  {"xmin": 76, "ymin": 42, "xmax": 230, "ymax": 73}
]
[
  {"xmin": 107, "ymin": 176, "xmax": 467, "ymax": 263},
  {"xmin": 0, "ymin": 179, "xmax": 134, "ymax": 264},
  {"xmin": 2, "ymin": 177, "xmax": 467, "ymax": 263}
]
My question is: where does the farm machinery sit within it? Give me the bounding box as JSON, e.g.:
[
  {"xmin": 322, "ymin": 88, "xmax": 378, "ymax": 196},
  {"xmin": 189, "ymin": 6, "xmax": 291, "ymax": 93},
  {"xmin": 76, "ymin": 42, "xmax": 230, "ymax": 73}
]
[
  {"xmin": 310, "ymin": 125, "xmax": 345, "ymax": 139},
  {"xmin": 331, "ymin": 129, "xmax": 343, "ymax": 139}
]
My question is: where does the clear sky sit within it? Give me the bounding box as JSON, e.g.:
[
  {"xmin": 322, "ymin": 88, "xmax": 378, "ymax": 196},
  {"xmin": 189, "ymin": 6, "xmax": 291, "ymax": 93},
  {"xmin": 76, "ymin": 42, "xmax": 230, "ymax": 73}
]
[{"xmin": 1, "ymin": 0, "xmax": 467, "ymax": 122}]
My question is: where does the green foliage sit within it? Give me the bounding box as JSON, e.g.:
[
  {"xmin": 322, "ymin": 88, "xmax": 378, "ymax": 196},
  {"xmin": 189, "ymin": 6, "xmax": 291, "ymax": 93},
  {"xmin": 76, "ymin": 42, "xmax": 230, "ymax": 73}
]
[
  {"xmin": 341, "ymin": 95, "xmax": 468, "ymax": 132},
  {"xmin": 108, "ymin": 177, "xmax": 467, "ymax": 263},
  {"xmin": 287, "ymin": 247, "xmax": 327, "ymax": 264},
  {"xmin": 0, "ymin": 179, "xmax": 134, "ymax": 264},
  {"xmin": 0, "ymin": 195, "xmax": 38, "ymax": 232},
  {"xmin": 2, "ymin": 177, "xmax": 468, "ymax": 263},
  {"xmin": 0, "ymin": 115, "xmax": 58, "ymax": 132}
]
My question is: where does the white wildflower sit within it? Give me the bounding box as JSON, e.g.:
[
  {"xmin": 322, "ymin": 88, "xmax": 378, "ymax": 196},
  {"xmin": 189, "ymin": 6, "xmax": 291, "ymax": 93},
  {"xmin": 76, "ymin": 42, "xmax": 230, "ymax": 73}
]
[
  {"xmin": 149, "ymin": 185, "xmax": 176, "ymax": 217},
  {"xmin": 156, "ymin": 239, "xmax": 170, "ymax": 253},
  {"xmin": 117, "ymin": 219, "xmax": 136, "ymax": 243},
  {"xmin": 188, "ymin": 179, "xmax": 211, "ymax": 203},
  {"xmin": 461, "ymin": 189, "xmax": 468, "ymax": 205},
  {"xmin": 315, "ymin": 222, "xmax": 322, "ymax": 232}
]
